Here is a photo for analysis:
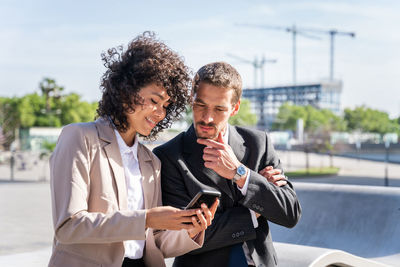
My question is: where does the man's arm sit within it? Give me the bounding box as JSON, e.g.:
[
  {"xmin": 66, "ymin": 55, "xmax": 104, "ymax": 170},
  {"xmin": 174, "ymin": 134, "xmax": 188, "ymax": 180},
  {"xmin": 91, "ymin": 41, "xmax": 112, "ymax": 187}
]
[
  {"xmin": 240, "ymin": 132, "xmax": 301, "ymax": 227},
  {"xmin": 154, "ymin": 147, "xmax": 257, "ymax": 254},
  {"xmin": 197, "ymin": 131, "xmax": 301, "ymax": 228}
]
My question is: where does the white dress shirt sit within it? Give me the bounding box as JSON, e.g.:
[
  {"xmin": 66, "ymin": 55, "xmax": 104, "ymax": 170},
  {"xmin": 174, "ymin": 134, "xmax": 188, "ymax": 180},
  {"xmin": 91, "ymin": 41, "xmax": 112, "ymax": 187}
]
[{"xmin": 114, "ymin": 130, "xmax": 145, "ymax": 259}]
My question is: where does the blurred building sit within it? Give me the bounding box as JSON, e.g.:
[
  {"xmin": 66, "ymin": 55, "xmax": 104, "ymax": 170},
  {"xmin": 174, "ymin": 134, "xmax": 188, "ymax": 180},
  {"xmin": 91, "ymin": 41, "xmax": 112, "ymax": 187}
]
[
  {"xmin": 242, "ymin": 80, "xmax": 342, "ymax": 130},
  {"xmin": 19, "ymin": 127, "xmax": 62, "ymax": 151}
]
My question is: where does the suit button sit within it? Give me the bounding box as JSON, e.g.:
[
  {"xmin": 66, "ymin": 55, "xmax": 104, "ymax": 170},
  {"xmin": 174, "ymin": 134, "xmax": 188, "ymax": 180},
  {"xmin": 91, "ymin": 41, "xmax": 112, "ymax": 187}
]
[
  {"xmin": 240, "ymin": 231, "xmax": 244, "ymax": 236},
  {"xmin": 232, "ymin": 233, "xmax": 236, "ymax": 238},
  {"xmin": 236, "ymin": 232, "xmax": 240, "ymax": 238},
  {"xmin": 260, "ymin": 207, "xmax": 264, "ymax": 211}
]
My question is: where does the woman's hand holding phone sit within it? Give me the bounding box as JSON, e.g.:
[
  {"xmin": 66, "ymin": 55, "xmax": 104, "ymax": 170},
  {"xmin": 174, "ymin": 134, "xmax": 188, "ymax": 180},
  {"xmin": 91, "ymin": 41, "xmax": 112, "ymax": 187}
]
[{"xmin": 187, "ymin": 198, "xmax": 219, "ymax": 239}]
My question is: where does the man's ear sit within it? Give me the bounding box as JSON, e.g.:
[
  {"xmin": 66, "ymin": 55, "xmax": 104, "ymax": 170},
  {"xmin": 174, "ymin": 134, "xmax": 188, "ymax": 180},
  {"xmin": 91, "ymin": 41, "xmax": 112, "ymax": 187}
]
[{"xmin": 230, "ymin": 99, "xmax": 240, "ymax": 117}]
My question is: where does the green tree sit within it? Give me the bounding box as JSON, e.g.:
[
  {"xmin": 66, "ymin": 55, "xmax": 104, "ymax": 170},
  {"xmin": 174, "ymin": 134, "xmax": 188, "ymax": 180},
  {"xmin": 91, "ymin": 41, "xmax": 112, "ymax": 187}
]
[
  {"xmin": 344, "ymin": 106, "xmax": 399, "ymax": 135},
  {"xmin": 272, "ymin": 103, "xmax": 307, "ymax": 131},
  {"xmin": 40, "ymin": 78, "xmax": 64, "ymax": 112},
  {"xmin": 229, "ymin": 99, "xmax": 257, "ymax": 126},
  {"xmin": 60, "ymin": 93, "xmax": 97, "ymax": 125},
  {"xmin": 0, "ymin": 97, "xmax": 20, "ymax": 149}
]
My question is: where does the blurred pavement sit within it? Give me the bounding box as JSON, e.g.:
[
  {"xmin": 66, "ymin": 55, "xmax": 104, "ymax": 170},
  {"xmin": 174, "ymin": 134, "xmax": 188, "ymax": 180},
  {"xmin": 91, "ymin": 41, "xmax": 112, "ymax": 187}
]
[{"xmin": 0, "ymin": 150, "xmax": 399, "ymax": 266}]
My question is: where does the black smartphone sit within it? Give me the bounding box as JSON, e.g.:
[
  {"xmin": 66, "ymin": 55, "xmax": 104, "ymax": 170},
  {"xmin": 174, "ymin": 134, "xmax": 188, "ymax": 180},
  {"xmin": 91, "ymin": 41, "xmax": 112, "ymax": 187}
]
[{"xmin": 185, "ymin": 189, "xmax": 221, "ymax": 210}]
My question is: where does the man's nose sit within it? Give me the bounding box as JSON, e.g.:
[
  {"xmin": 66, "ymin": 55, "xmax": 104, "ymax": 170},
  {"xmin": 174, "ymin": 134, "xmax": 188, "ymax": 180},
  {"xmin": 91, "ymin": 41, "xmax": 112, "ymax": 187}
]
[{"xmin": 201, "ymin": 110, "xmax": 214, "ymax": 123}]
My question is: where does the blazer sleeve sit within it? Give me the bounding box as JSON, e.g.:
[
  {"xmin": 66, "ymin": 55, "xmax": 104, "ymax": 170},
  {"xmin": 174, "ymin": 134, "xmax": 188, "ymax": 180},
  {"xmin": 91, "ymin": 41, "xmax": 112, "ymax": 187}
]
[
  {"xmin": 154, "ymin": 148, "xmax": 257, "ymax": 255},
  {"xmin": 50, "ymin": 124, "xmax": 146, "ymax": 244},
  {"xmin": 239, "ymin": 132, "xmax": 302, "ymax": 228}
]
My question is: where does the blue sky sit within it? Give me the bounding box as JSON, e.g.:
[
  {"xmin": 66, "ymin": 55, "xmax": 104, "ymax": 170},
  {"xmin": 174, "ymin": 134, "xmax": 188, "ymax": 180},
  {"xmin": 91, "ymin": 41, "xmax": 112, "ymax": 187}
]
[{"xmin": 1, "ymin": 0, "xmax": 399, "ymax": 117}]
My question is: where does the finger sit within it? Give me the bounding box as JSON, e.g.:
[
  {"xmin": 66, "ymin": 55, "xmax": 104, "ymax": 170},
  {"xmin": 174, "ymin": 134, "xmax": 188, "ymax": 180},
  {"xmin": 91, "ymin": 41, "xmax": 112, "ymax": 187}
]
[
  {"xmin": 275, "ymin": 180, "xmax": 288, "ymax": 187},
  {"xmin": 217, "ymin": 131, "xmax": 224, "ymax": 144},
  {"xmin": 266, "ymin": 169, "xmax": 282, "ymax": 177},
  {"xmin": 197, "ymin": 138, "xmax": 225, "ymax": 150},
  {"xmin": 203, "ymin": 147, "xmax": 222, "ymax": 156},
  {"xmin": 201, "ymin": 203, "xmax": 213, "ymax": 226},
  {"xmin": 259, "ymin": 166, "xmax": 273, "ymax": 174},
  {"xmin": 271, "ymin": 174, "xmax": 286, "ymax": 182},
  {"xmin": 203, "ymin": 154, "xmax": 219, "ymax": 162},
  {"xmin": 192, "ymin": 215, "xmax": 200, "ymax": 228},
  {"xmin": 180, "ymin": 209, "xmax": 200, "ymax": 217},
  {"xmin": 179, "ymin": 216, "xmax": 197, "ymax": 224},
  {"xmin": 196, "ymin": 210, "xmax": 208, "ymax": 230},
  {"xmin": 210, "ymin": 198, "xmax": 219, "ymax": 216}
]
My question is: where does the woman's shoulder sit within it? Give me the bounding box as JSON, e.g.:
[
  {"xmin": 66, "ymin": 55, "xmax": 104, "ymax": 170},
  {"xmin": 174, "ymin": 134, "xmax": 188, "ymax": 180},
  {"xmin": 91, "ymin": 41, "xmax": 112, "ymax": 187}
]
[{"xmin": 61, "ymin": 121, "xmax": 97, "ymax": 138}]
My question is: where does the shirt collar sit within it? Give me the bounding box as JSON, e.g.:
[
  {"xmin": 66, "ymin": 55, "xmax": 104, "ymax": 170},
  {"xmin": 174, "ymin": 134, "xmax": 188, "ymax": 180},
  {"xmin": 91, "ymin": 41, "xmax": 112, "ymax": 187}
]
[{"xmin": 114, "ymin": 129, "xmax": 139, "ymax": 161}]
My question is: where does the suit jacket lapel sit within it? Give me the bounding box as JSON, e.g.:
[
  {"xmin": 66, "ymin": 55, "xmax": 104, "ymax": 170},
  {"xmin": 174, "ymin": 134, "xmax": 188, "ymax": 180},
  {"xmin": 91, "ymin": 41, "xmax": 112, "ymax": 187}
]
[
  {"xmin": 228, "ymin": 125, "xmax": 248, "ymax": 164},
  {"xmin": 138, "ymin": 144, "xmax": 154, "ymax": 209},
  {"xmin": 95, "ymin": 118, "xmax": 127, "ymax": 210},
  {"xmin": 184, "ymin": 125, "xmax": 234, "ymax": 200}
]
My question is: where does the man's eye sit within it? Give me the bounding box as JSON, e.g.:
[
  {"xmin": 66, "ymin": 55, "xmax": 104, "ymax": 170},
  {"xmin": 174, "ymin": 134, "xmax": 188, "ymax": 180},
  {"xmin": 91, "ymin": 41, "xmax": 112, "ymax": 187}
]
[{"xmin": 151, "ymin": 99, "xmax": 158, "ymax": 104}]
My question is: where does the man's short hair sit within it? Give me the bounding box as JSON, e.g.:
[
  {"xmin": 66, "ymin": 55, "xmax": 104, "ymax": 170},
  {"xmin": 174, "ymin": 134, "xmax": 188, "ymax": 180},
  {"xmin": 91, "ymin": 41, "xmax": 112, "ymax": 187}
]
[{"xmin": 192, "ymin": 62, "xmax": 242, "ymax": 105}]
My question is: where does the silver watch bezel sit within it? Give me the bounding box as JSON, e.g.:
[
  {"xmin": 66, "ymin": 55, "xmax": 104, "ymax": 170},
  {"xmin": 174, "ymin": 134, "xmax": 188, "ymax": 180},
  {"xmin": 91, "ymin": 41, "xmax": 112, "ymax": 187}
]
[{"xmin": 233, "ymin": 164, "xmax": 246, "ymax": 182}]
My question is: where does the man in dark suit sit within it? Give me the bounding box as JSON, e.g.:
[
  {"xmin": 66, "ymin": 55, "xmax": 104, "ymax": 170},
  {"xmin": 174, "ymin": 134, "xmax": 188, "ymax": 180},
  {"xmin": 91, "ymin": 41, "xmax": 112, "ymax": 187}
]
[{"xmin": 154, "ymin": 62, "xmax": 301, "ymax": 267}]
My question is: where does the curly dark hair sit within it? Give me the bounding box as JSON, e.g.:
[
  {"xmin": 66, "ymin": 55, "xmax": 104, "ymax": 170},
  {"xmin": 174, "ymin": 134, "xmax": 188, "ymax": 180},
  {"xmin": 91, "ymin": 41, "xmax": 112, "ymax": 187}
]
[{"xmin": 97, "ymin": 32, "xmax": 191, "ymax": 139}]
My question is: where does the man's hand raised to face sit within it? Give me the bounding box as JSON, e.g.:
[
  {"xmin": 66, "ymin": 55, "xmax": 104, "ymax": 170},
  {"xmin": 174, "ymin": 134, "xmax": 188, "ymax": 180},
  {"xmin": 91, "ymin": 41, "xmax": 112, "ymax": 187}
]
[{"xmin": 197, "ymin": 132, "xmax": 243, "ymax": 181}]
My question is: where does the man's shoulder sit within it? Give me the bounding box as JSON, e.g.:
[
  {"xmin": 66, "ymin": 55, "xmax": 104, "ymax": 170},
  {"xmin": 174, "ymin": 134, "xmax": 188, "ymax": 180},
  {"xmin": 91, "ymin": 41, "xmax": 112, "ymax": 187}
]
[
  {"xmin": 233, "ymin": 125, "xmax": 268, "ymax": 141},
  {"xmin": 153, "ymin": 131, "xmax": 185, "ymax": 156}
]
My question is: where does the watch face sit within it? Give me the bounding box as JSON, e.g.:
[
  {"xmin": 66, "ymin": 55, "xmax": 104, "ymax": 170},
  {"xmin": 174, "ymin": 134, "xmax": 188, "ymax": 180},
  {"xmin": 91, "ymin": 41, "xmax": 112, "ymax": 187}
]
[{"xmin": 237, "ymin": 165, "xmax": 246, "ymax": 176}]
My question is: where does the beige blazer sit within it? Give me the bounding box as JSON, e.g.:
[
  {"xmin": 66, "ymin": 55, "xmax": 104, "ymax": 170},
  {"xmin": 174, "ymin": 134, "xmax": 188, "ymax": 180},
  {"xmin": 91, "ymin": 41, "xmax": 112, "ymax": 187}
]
[{"xmin": 48, "ymin": 118, "xmax": 204, "ymax": 267}]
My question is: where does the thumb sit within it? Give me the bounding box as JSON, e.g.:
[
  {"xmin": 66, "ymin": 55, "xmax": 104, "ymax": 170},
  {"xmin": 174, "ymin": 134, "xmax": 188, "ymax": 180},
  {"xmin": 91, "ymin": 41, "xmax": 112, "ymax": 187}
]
[{"xmin": 217, "ymin": 131, "xmax": 224, "ymax": 144}]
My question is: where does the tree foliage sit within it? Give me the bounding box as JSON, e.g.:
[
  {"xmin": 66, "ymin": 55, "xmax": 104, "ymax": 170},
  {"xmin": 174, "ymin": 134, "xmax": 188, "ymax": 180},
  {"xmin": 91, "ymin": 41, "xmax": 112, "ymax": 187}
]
[
  {"xmin": 0, "ymin": 78, "xmax": 98, "ymax": 148},
  {"xmin": 272, "ymin": 102, "xmax": 399, "ymax": 137},
  {"xmin": 272, "ymin": 103, "xmax": 346, "ymax": 132},
  {"xmin": 229, "ymin": 99, "xmax": 257, "ymax": 126},
  {"xmin": 344, "ymin": 106, "xmax": 399, "ymax": 135}
]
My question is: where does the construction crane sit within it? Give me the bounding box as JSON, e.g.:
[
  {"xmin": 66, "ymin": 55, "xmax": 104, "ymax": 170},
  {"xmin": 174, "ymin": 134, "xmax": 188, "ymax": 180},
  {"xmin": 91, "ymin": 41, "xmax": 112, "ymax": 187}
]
[
  {"xmin": 299, "ymin": 27, "xmax": 355, "ymax": 80},
  {"xmin": 236, "ymin": 23, "xmax": 355, "ymax": 81},
  {"xmin": 236, "ymin": 24, "xmax": 320, "ymax": 84},
  {"xmin": 226, "ymin": 53, "xmax": 277, "ymax": 88}
]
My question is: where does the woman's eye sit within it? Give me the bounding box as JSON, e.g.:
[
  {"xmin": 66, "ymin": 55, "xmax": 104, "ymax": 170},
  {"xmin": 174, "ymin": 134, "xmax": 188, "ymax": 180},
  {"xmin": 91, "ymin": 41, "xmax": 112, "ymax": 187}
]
[{"xmin": 151, "ymin": 99, "xmax": 158, "ymax": 104}]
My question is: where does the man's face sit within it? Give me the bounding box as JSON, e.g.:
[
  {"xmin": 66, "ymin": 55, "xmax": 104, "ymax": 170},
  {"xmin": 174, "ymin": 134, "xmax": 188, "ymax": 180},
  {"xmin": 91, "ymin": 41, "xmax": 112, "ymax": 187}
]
[{"xmin": 192, "ymin": 82, "xmax": 240, "ymax": 140}]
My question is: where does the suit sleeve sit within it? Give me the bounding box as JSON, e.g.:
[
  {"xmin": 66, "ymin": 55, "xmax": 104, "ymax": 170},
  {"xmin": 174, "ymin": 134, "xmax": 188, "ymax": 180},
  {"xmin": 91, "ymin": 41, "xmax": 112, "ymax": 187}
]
[
  {"xmin": 154, "ymin": 147, "xmax": 257, "ymax": 254},
  {"xmin": 239, "ymin": 132, "xmax": 302, "ymax": 228},
  {"xmin": 50, "ymin": 124, "xmax": 146, "ymax": 244}
]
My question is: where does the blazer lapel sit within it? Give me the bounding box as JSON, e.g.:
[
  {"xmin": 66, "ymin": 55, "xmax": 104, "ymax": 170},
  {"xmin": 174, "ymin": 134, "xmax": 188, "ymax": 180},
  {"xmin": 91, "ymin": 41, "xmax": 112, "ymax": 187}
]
[
  {"xmin": 137, "ymin": 144, "xmax": 154, "ymax": 209},
  {"xmin": 95, "ymin": 118, "xmax": 127, "ymax": 210},
  {"xmin": 184, "ymin": 125, "xmax": 234, "ymax": 200},
  {"xmin": 228, "ymin": 125, "xmax": 248, "ymax": 164}
]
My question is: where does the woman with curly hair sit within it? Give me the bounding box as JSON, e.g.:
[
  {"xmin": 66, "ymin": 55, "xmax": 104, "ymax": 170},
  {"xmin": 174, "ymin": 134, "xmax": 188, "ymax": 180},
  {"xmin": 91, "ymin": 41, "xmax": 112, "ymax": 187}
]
[{"xmin": 48, "ymin": 32, "xmax": 218, "ymax": 267}]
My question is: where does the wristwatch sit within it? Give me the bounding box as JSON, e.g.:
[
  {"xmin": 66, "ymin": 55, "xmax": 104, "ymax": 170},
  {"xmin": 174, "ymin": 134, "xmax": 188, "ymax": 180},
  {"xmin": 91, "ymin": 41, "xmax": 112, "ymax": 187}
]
[{"xmin": 233, "ymin": 164, "xmax": 247, "ymax": 183}]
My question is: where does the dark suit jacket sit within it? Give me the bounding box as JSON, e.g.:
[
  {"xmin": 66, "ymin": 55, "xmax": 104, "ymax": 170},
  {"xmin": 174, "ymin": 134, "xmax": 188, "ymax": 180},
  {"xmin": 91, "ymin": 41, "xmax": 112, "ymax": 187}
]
[{"xmin": 153, "ymin": 124, "xmax": 301, "ymax": 267}]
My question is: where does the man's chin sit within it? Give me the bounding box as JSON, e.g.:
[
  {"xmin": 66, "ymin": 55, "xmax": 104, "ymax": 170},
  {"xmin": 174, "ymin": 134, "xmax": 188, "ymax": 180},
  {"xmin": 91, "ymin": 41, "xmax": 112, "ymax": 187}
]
[{"xmin": 195, "ymin": 130, "xmax": 217, "ymax": 140}]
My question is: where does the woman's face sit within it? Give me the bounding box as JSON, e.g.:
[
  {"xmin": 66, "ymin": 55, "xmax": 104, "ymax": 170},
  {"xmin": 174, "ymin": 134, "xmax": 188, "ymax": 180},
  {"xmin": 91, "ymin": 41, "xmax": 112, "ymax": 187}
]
[{"xmin": 127, "ymin": 83, "xmax": 171, "ymax": 136}]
